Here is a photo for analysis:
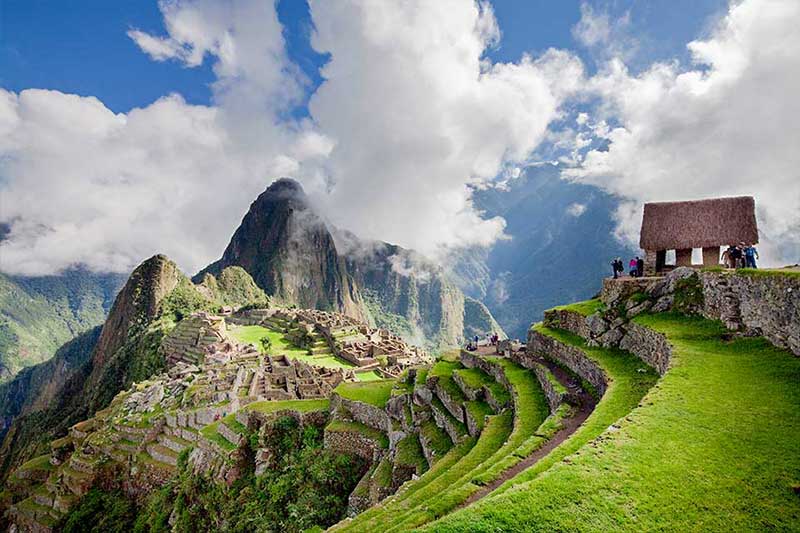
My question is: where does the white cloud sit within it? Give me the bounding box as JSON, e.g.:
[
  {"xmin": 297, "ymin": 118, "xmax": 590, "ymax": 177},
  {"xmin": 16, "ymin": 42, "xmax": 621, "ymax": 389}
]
[
  {"xmin": 0, "ymin": 0, "xmax": 318, "ymax": 276},
  {"xmin": 307, "ymin": 0, "xmax": 583, "ymax": 260},
  {"xmin": 566, "ymin": 0, "xmax": 800, "ymax": 265},
  {"xmin": 1, "ymin": 0, "xmax": 580, "ymax": 276},
  {"xmin": 566, "ymin": 203, "xmax": 587, "ymax": 217},
  {"xmin": 572, "ymin": 3, "xmax": 635, "ymax": 61}
]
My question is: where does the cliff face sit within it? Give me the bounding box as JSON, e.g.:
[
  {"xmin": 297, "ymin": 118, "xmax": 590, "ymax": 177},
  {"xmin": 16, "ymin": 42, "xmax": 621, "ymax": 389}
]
[
  {"xmin": 196, "ymin": 179, "xmax": 363, "ymax": 319},
  {"xmin": 88, "ymin": 254, "xmax": 184, "ymax": 386},
  {"xmin": 197, "ymin": 179, "xmax": 503, "ymax": 349}
]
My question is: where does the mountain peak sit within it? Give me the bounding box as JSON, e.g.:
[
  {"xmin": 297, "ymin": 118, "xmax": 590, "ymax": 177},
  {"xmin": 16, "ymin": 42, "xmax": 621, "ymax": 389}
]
[{"xmin": 254, "ymin": 177, "xmax": 309, "ymax": 208}]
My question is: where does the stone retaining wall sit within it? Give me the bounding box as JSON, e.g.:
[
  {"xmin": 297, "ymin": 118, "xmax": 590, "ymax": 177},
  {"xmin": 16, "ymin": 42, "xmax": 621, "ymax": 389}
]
[
  {"xmin": 619, "ymin": 322, "xmax": 672, "ymax": 375},
  {"xmin": 452, "ymin": 371, "xmax": 482, "ymax": 401},
  {"xmin": 527, "ymin": 330, "xmax": 607, "ymax": 397},
  {"xmin": 216, "ymin": 421, "xmax": 243, "ymax": 447},
  {"xmin": 543, "ymin": 309, "xmax": 591, "ymax": 339},
  {"xmin": 700, "ymin": 271, "xmax": 800, "ymax": 355},
  {"xmin": 430, "ymin": 401, "xmax": 463, "ymax": 443},
  {"xmin": 433, "ymin": 381, "xmax": 466, "ymax": 423},
  {"xmin": 331, "ymin": 394, "xmax": 392, "ymax": 433},
  {"xmin": 324, "ymin": 428, "xmax": 383, "ymax": 461}
]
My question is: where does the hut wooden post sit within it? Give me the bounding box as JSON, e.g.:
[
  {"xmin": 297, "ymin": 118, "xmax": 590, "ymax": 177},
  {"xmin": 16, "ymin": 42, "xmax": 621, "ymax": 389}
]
[
  {"xmin": 675, "ymin": 249, "xmax": 693, "ymax": 267},
  {"xmin": 644, "ymin": 250, "xmax": 658, "ymax": 276},
  {"xmin": 702, "ymin": 246, "xmax": 720, "ymax": 267}
]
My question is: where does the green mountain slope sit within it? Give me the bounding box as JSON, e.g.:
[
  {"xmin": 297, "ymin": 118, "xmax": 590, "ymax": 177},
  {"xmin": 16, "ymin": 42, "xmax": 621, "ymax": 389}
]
[{"xmin": 0, "ymin": 271, "xmax": 124, "ymax": 382}]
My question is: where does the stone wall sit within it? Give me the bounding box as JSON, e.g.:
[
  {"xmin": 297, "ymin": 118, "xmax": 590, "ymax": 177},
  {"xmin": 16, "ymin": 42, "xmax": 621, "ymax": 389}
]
[
  {"xmin": 601, "ymin": 268, "xmax": 800, "ymax": 357},
  {"xmin": 433, "ymin": 380, "xmax": 466, "ymax": 423},
  {"xmin": 543, "ymin": 309, "xmax": 591, "ymax": 339},
  {"xmin": 619, "ymin": 322, "xmax": 672, "ymax": 375},
  {"xmin": 324, "ymin": 428, "xmax": 383, "ymax": 461},
  {"xmin": 527, "ymin": 330, "xmax": 607, "ymax": 397},
  {"xmin": 331, "ymin": 394, "xmax": 392, "ymax": 433},
  {"xmin": 699, "ymin": 271, "xmax": 800, "ymax": 355}
]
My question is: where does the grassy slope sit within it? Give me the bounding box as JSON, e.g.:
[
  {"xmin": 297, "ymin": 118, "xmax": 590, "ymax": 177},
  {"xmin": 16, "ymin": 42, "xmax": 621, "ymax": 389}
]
[
  {"xmin": 0, "ymin": 272, "xmax": 122, "ymax": 380},
  {"xmin": 426, "ymin": 313, "xmax": 800, "ymax": 532},
  {"xmin": 334, "ymin": 380, "xmax": 395, "ymax": 408}
]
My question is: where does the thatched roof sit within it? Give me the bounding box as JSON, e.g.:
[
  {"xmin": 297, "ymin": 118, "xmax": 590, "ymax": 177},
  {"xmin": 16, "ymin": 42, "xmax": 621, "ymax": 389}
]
[{"xmin": 639, "ymin": 196, "xmax": 758, "ymax": 250}]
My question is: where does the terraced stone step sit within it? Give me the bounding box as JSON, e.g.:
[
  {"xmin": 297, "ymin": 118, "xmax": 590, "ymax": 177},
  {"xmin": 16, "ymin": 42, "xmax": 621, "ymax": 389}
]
[
  {"xmin": 334, "ymin": 439, "xmax": 477, "ymax": 532},
  {"xmin": 157, "ymin": 433, "xmax": 193, "ymax": 453},
  {"xmin": 146, "ymin": 443, "xmax": 179, "ymax": 466},
  {"xmin": 418, "ymin": 418, "xmax": 453, "ymax": 467},
  {"xmin": 68, "ymin": 453, "xmax": 97, "ymax": 474},
  {"xmin": 13, "ymin": 496, "xmax": 60, "ymax": 529}
]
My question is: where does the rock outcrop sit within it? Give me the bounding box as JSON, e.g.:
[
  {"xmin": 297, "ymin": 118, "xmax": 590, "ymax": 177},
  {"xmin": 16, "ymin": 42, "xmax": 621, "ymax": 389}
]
[
  {"xmin": 196, "ymin": 179, "xmax": 364, "ymax": 319},
  {"xmin": 598, "ymin": 267, "xmax": 800, "ymax": 357}
]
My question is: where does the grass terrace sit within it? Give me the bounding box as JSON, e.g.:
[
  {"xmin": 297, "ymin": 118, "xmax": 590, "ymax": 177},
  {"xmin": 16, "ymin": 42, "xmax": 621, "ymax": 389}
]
[
  {"xmin": 426, "ymin": 313, "xmax": 800, "ymax": 531},
  {"xmin": 334, "ymin": 380, "xmax": 395, "ymax": 408},
  {"xmin": 452, "ymin": 367, "xmax": 493, "ymax": 390},
  {"xmin": 338, "ymin": 414, "xmax": 512, "ymax": 532},
  {"xmin": 552, "ymin": 297, "xmax": 605, "ymax": 316},
  {"xmin": 199, "ymin": 421, "xmax": 237, "ymax": 452},
  {"xmin": 419, "ymin": 418, "xmax": 453, "ymax": 459},
  {"xmin": 737, "ymin": 267, "xmax": 800, "ymax": 279},
  {"xmin": 325, "ymin": 420, "xmax": 389, "ymax": 449},
  {"xmin": 395, "ymin": 434, "xmax": 428, "ymax": 475},
  {"xmin": 245, "ymin": 398, "xmax": 330, "ymax": 415}
]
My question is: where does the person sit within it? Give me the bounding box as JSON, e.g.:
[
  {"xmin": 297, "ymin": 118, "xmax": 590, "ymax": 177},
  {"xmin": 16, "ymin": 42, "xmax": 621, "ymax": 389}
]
[
  {"xmin": 731, "ymin": 243, "xmax": 743, "ymax": 269},
  {"xmin": 636, "ymin": 256, "xmax": 644, "ymax": 277},
  {"xmin": 721, "ymin": 246, "xmax": 732, "ymax": 268},
  {"xmin": 744, "ymin": 243, "xmax": 759, "ymax": 268},
  {"xmin": 629, "ymin": 258, "xmax": 638, "ymax": 277},
  {"xmin": 474, "ymin": 334, "xmax": 479, "ymax": 347},
  {"xmin": 611, "ymin": 257, "xmax": 622, "ymax": 278}
]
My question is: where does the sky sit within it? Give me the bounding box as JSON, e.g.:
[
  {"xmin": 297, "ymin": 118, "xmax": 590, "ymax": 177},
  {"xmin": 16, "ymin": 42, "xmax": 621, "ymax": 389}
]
[{"xmin": 0, "ymin": 0, "xmax": 797, "ymax": 276}]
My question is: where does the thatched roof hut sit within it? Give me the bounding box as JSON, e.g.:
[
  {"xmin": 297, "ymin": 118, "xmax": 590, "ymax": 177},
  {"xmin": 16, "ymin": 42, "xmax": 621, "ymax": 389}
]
[{"xmin": 640, "ymin": 196, "xmax": 758, "ymax": 251}]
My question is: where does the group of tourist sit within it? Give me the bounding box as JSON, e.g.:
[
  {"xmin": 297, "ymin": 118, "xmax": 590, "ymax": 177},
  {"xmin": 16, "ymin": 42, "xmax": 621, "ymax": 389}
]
[
  {"xmin": 465, "ymin": 332, "xmax": 500, "ymax": 351},
  {"xmin": 722, "ymin": 242, "xmax": 759, "ymax": 269},
  {"xmin": 611, "ymin": 257, "xmax": 644, "ymax": 279},
  {"xmin": 610, "ymin": 242, "xmax": 760, "ymax": 278}
]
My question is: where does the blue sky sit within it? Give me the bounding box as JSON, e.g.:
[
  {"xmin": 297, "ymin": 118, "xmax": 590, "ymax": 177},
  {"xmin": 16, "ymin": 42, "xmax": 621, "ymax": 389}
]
[
  {"xmin": 1, "ymin": 0, "xmax": 796, "ymax": 275},
  {"xmin": 1, "ymin": 0, "xmax": 725, "ymax": 114}
]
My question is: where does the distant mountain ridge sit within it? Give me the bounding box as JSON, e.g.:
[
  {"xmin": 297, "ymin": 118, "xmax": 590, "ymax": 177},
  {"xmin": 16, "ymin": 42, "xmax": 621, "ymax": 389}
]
[
  {"xmin": 197, "ymin": 178, "xmax": 501, "ymax": 349},
  {"xmin": 451, "ymin": 164, "xmax": 637, "ymax": 339},
  {"xmin": 0, "ymin": 270, "xmax": 125, "ymax": 382}
]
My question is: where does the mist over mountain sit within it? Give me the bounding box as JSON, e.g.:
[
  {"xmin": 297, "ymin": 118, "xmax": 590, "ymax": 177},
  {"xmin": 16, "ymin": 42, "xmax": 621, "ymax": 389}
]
[
  {"xmin": 197, "ymin": 178, "xmax": 501, "ymax": 349},
  {"xmin": 451, "ymin": 164, "xmax": 636, "ymax": 339}
]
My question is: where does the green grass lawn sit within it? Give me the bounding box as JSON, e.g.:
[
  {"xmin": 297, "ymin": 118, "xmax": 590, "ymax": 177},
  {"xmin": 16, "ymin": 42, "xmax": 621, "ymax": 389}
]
[
  {"xmin": 552, "ymin": 298, "xmax": 605, "ymax": 316},
  {"xmin": 335, "ymin": 380, "xmax": 395, "ymax": 408},
  {"xmin": 228, "ymin": 325, "xmax": 357, "ymax": 369},
  {"xmin": 355, "ymin": 370, "xmax": 383, "ymax": 382},
  {"xmin": 199, "ymin": 421, "xmax": 236, "ymax": 452},
  {"xmin": 425, "ymin": 313, "xmax": 800, "ymax": 532},
  {"xmin": 244, "ymin": 398, "xmax": 330, "ymax": 415}
]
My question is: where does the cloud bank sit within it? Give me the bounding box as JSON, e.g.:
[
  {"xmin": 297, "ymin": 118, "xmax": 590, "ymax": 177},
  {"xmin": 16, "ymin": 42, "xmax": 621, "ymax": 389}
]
[{"xmin": 1, "ymin": 0, "xmax": 797, "ymax": 276}]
